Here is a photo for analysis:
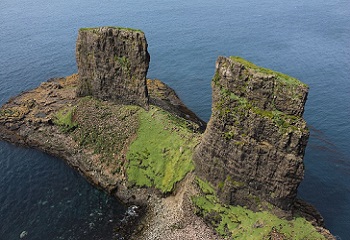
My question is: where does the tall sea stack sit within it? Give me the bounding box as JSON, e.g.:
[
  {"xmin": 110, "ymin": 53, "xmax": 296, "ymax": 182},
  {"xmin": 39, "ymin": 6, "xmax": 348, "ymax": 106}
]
[
  {"xmin": 194, "ymin": 56, "xmax": 309, "ymax": 210},
  {"xmin": 76, "ymin": 27, "xmax": 150, "ymax": 108}
]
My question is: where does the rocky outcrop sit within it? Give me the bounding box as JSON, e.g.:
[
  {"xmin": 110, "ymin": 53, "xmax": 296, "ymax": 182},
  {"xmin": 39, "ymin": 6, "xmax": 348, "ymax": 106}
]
[
  {"xmin": 76, "ymin": 27, "xmax": 150, "ymax": 108},
  {"xmin": 194, "ymin": 56, "xmax": 309, "ymax": 211},
  {"xmin": 147, "ymin": 79, "xmax": 206, "ymax": 131}
]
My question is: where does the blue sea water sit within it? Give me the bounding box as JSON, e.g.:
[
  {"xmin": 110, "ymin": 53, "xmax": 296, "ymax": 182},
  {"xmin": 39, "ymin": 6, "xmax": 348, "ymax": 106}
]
[
  {"xmin": 0, "ymin": 0, "xmax": 349, "ymax": 239},
  {"xmin": 0, "ymin": 142, "xmax": 126, "ymax": 240}
]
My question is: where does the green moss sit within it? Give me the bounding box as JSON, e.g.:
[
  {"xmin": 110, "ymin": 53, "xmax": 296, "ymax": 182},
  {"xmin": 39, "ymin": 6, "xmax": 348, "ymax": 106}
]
[
  {"xmin": 217, "ymin": 90, "xmax": 302, "ymax": 133},
  {"xmin": 217, "ymin": 181, "xmax": 225, "ymax": 190},
  {"xmin": 230, "ymin": 56, "xmax": 307, "ymax": 87},
  {"xmin": 115, "ymin": 56, "xmax": 131, "ymax": 75},
  {"xmin": 0, "ymin": 109, "xmax": 15, "ymax": 117},
  {"xmin": 196, "ymin": 177, "xmax": 216, "ymax": 195},
  {"xmin": 53, "ymin": 107, "xmax": 78, "ymax": 133},
  {"xmin": 126, "ymin": 106, "xmax": 198, "ymax": 193},
  {"xmin": 223, "ymin": 131, "xmax": 235, "ymax": 140},
  {"xmin": 212, "ymin": 71, "xmax": 221, "ymax": 86},
  {"xmin": 192, "ymin": 177, "xmax": 326, "ymax": 240},
  {"xmin": 224, "ymin": 175, "xmax": 245, "ymax": 188}
]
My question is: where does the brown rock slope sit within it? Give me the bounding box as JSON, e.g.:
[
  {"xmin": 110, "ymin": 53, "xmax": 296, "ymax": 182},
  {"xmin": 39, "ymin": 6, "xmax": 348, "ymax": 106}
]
[{"xmin": 194, "ymin": 56, "xmax": 310, "ymax": 211}]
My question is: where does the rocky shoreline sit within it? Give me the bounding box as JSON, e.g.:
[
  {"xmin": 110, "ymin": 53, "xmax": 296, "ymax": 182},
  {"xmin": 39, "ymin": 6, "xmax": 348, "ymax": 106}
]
[
  {"xmin": 0, "ymin": 27, "xmax": 335, "ymax": 239},
  {"xmin": 0, "ymin": 75, "xmax": 222, "ymax": 239}
]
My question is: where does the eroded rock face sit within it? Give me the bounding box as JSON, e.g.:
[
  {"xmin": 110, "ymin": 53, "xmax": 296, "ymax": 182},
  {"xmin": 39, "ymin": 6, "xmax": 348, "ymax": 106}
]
[
  {"xmin": 194, "ymin": 56, "xmax": 309, "ymax": 210},
  {"xmin": 76, "ymin": 27, "xmax": 150, "ymax": 108}
]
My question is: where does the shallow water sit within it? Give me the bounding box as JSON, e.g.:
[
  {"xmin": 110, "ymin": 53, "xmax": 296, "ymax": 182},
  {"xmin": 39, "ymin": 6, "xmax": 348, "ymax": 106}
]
[{"xmin": 0, "ymin": 0, "xmax": 349, "ymax": 238}]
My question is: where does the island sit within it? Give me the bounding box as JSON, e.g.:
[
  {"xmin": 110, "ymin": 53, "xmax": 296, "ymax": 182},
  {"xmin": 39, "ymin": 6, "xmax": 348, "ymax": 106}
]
[{"xmin": 0, "ymin": 27, "xmax": 335, "ymax": 239}]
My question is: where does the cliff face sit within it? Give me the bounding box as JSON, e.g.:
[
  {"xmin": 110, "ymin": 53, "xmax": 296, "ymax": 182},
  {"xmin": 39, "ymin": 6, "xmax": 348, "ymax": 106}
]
[
  {"xmin": 76, "ymin": 27, "xmax": 150, "ymax": 108},
  {"xmin": 194, "ymin": 56, "xmax": 309, "ymax": 210}
]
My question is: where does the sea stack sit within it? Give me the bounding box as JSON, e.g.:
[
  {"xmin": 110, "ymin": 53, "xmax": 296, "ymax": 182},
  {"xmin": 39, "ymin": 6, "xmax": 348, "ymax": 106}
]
[
  {"xmin": 75, "ymin": 27, "xmax": 150, "ymax": 108},
  {"xmin": 194, "ymin": 56, "xmax": 309, "ymax": 211}
]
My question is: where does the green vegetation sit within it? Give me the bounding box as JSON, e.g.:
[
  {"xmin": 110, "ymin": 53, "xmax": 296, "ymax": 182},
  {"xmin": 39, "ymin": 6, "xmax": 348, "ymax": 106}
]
[
  {"xmin": 52, "ymin": 96, "xmax": 197, "ymax": 189},
  {"xmin": 53, "ymin": 107, "xmax": 78, "ymax": 133},
  {"xmin": 72, "ymin": 97, "xmax": 139, "ymax": 165},
  {"xmin": 216, "ymin": 88, "xmax": 304, "ymax": 133},
  {"xmin": 126, "ymin": 106, "xmax": 198, "ymax": 193},
  {"xmin": 192, "ymin": 177, "xmax": 326, "ymax": 240},
  {"xmin": 0, "ymin": 109, "xmax": 16, "ymax": 118},
  {"xmin": 223, "ymin": 131, "xmax": 235, "ymax": 140},
  {"xmin": 230, "ymin": 56, "xmax": 307, "ymax": 87},
  {"xmin": 213, "ymin": 57, "xmax": 308, "ymax": 130},
  {"xmin": 115, "ymin": 56, "xmax": 131, "ymax": 75}
]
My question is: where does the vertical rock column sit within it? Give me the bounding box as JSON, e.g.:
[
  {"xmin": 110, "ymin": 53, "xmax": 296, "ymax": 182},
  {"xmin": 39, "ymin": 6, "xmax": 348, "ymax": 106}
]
[
  {"xmin": 194, "ymin": 56, "xmax": 309, "ymax": 210},
  {"xmin": 76, "ymin": 27, "xmax": 150, "ymax": 108}
]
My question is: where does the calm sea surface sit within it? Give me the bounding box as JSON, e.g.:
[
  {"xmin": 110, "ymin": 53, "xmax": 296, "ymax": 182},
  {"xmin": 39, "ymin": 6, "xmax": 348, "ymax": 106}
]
[{"xmin": 1, "ymin": 0, "xmax": 349, "ymax": 239}]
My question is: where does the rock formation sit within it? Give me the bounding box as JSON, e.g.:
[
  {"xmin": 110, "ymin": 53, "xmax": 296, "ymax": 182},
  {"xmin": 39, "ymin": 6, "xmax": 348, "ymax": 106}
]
[
  {"xmin": 194, "ymin": 56, "xmax": 309, "ymax": 210},
  {"xmin": 76, "ymin": 27, "xmax": 150, "ymax": 108},
  {"xmin": 0, "ymin": 27, "xmax": 335, "ymax": 239}
]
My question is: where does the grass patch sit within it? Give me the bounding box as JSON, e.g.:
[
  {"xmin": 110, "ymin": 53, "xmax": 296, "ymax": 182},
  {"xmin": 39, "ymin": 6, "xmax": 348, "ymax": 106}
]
[
  {"xmin": 126, "ymin": 106, "xmax": 198, "ymax": 193},
  {"xmin": 230, "ymin": 56, "xmax": 307, "ymax": 87},
  {"xmin": 53, "ymin": 107, "xmax": 78, "ymax": 133},
  {"xmin": 192, "ymin": 177, "xmax": 325, "ymax": 240}
]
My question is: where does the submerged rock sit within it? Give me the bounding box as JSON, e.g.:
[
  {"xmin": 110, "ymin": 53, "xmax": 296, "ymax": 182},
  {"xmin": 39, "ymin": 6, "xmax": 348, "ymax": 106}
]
[
  {"xmin": 19, "ymin": 231, "xmax": 28, "ymax": 239},
  {"xmin": 194, "ymin": 56, "xmax": 309, "ymax": 211}
]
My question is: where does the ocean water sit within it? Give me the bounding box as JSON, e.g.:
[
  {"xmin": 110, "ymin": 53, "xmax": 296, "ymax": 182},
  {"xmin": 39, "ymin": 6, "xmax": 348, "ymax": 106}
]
[
  {"xmin": 0, "ymin": 142, "xmax": 126, "ymax": 240},
  {"xmin": 0, "ymin": 0, "xmax": 349, "ymax": 239}
]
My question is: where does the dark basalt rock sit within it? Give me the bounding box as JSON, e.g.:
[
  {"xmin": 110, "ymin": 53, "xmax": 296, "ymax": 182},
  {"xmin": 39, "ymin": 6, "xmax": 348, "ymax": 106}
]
[
  {"xmin": 194, "ymin": 56, "xmax": 310, "ymax": 211},
  {"xmin": 76, "ymin": 27, "xmax": 150, "ymax": 108}
]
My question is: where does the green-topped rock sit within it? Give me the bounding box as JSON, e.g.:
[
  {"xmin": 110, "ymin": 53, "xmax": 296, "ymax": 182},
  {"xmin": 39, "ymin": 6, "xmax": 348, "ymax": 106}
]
[
  {"xmin": 216, "ymin": 56, "xmax": 308, "ymax": 116},
  {"xmin": 194, "ymin": 56, "xmax": 310, "ymax": 211}
]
